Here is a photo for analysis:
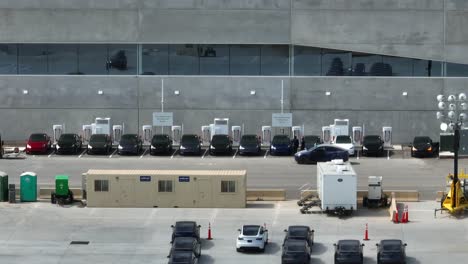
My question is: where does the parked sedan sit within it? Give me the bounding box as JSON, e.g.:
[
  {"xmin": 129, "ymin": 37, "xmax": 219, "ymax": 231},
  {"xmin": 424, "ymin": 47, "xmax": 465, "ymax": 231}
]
[
  {"xmin": 376, "ymin": 239, "xmax": 407, "ymax": 264},
  {"xmin": 26, "ymin": 133, "xmax": 52, "ymax": 154},
  {"xmin": 150, "ymin": 134, "xmax": 173, "ymax": 155},
  {"xmin": 167, "ymin": 251, "xmax": 199, "ymax": 264},
  {"xmin": 87, "ymin": 134, "xmax": 112, "ymax": 155},
  {"xmin": 171, "ymin": 221, "xmax": 201, "ymax": 243},
  {"xmin": 236, "ymin": 225, "xmax": 268, "ymax": 252},
  {"xmin": 179, "ymin": 135, "xmax": 202, "ymax": 155},
  {"xmin": 283, "ymin": 225, "xmax": 314, "ymax": 250},
  {"xmin": 363, "ymin": 135, "xmax": 384, "ymax": 156},
  {"xmin": 238, "ymin": 134, "xmax": 261, "ymax": 155},
  {"xmin": 209, "ymin": 134, "xmax": 232, "ymax": 155},
  {"xmin": 334, "ymin": 135, "xmax": 355, "ymax": 155},
  {"xmin": 270, "ymin": 135, "xmax": 292, "ymax": 155},
  {"xmin": 281, "ymin": 239, "xmax": 311, "ymax": 264},
  {"xmin": 410, "ymin": 136, "xmax": 439, "ymax": 157},
  {"xmin": 56, "ymin": 133, "xmax": 82, "ymax": 154},
  {"xmin": 168, "ymin": 237, "xmax": 201, "ymax": 258},
  {"xmin": 294, "ymin": 144, "xmax": 349, "ymax": 164},
  {"xmin": 118, "ymin": 134, "xmax": 143, "ymax": 155},
  {"xmin": 334, "ymin": 240, "xmax": 364, "ymax": 264}
]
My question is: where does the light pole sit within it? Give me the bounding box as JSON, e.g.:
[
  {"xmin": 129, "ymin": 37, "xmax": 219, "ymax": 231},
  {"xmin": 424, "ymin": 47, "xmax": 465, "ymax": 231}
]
[{"xmin": 436, "ymin": 93, "xmax": 467, "ymax": 210}]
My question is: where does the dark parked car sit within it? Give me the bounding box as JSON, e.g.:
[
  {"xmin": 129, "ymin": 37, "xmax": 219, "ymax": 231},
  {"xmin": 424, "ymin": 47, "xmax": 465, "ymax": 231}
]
[
  {"xmin": 118, "ymin": 134, "xmax": 143, "ymax": 155},
  {"xmin": 303, "ymin": 135, "xmax": 322, "ymax": 150},
  {"xmin": 334, "ymin": 240, "xmax": 364, "ymax": 264},
  {"xmin": 171, "ymin": 221, "xmax": 201, "ymax": 243},
  {"xmin": 179, "ymin": 135, "xmax": 202, "ymax": 155},
  {"xmin": 26, "ymin": 133, "xmax": 52, "ymax": 154},
  {"xmin": 209, "ymin": 134, "xmax": 232, "ymax": 155},
  {"xmin": 294, "ymin": 144, "xmax": 349, "ymax": 164},
  {"xmin": 283, "ymin": 226, "xmax": 314, "ymax": 250},
  {"xmin": 270, "ymin": 135, "xmax": 292, "ymax": 155},
  {"xmin": 167, "ymin": 251, "xmax": 199, "ymax": 264},
  {"xmin": 410, "ymin": 136, "xmax": 439, "ymax": 157},
  {"xmin": 0, "ymin": 134, "xmax": 4, "ymax": 159},
  {"xmin": 150, "ymin": 134, "xmax": 173, "ymax": 155},
  {"xmin": 56, "ymin": 133, "xmax": 82, "ymax": 154},
  {"xmin": 376, "ymin": 240, "xmax": 407, "ymax": 264},
  {"xmin": 281, "ymin": 239, "xmax": 311, "ymax": 264},
  {"xmin": 168, "ymin": 237, "xmax": 201, "ymax": 258},
  {"xmin": 238, "ymin": 134, "xmax": 261, "ymax": 155},
  {"xmin": 363, "ymin": 135, "xmax": 384, "ymax": 156},
  {"xmin": 87, "ymin": 134, "xmax": 112, "ymax": 155}
]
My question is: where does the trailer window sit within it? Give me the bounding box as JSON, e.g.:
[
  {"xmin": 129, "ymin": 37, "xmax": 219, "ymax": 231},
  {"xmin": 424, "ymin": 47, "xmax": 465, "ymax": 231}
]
[
  {"xmin": 158, "ymin": 180, "xmax": 173, "ymax": 192},
  {"xmin": 221, "ymin": 180, "xmax": 236, "ymax": 193},
  {"xmin": 94, "ymin": 180, "xmax": 109, "ymax": 192}
]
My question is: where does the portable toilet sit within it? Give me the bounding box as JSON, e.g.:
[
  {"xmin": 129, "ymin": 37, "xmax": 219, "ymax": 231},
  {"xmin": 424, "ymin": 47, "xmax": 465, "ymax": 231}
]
[
  {"xmin": 0, "ymin": 171, "xmax": 8, "ymax": 201},
  {"xmin": 55, "ymin": 175, "xmax": 69, "ymax": 197},
  {"xmin": 20, "ymin": 172, "xmax": 37, "ymax": 202}
]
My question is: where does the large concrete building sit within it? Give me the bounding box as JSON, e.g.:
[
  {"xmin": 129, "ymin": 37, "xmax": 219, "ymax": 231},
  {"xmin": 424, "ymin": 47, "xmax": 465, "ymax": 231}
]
[{"xmin": 1, "ymin": 0, "xmax": 468, "ymax": 143}]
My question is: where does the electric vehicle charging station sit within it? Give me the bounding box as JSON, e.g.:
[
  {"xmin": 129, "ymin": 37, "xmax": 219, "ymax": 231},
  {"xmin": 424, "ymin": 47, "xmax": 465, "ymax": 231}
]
[
  {"xmin": 142, "ymin": 125, "xmax": 152, "ymax": 146},
  {"xmin": 201, "ymin": 126, "xmax": 211, "ymax": 146},
  {"xmin": 171, "ymin": 126, "xmax": 182, "ymax": 146},
  {"xmin": 82, "ymin": 125, "xmax": 92, "ymax": 145},
  {"xmin": 322, "ymin": 126, "xmax": 332, "ymax": 144},
  {"xmin": 52, "ymin": 124, "xmax": 64, "ymax": 146},
  {"xmin": 292, "ymin": 126, "xmax": 302, "ymax": 140},
  {"xmin": 262, "ymin": 126, "xmax": 272, "ymax": 146},
  {"xmin": 112, "ymin": 125, "xmax": 123, "ymax": 145},
  {"xmin": 212, "ymin": 118, "xmax": 229, "ymax": 138},
  {"xmin": 231, "ymin": 126, "xmax": 242, "ymax": 146},
  {"xmin": 92, "ymin": 117, "xmax": 111, "ymax": 135},
  {"xmin": 382, "ymin": 126, "xmax": 392, "ymax": 148},
  {"xmin": 352, "ymin": 126, "xmax": 363, "ymax": 146}
]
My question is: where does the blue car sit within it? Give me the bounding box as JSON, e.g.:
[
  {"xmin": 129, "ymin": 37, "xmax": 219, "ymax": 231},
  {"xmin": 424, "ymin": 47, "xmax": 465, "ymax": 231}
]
[
  {"xmin": 270, "ymin": 135, "xmax": 293, "ymax": 155},
  {"xmin": 294, "ymin": 144, "xmax": 349, "ymax": 164}
]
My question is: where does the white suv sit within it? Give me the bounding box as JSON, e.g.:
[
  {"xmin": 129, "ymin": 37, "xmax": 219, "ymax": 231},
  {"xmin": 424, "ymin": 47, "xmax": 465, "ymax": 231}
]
[{"xmin": 236, "ymin": 225, "xmax": 268, "ymax": 252}]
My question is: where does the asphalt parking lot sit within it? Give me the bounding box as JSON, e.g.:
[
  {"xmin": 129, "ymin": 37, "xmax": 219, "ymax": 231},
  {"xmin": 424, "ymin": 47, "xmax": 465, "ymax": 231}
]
[{"xmin": 0, "ymin": 200, "xmax": 466, "ymax": 264}]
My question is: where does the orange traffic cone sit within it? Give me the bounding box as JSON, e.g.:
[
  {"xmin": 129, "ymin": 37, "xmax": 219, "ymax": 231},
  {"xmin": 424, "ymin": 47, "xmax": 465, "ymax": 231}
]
[
  {"xmin": 207, "ymin": 222, "xmax": 213, "ymax": 240},
  {"xmin": 393, "ymin": 210, "xmax": 399, "ymax": 224},
  {"xmin": 363, "ymin": 223, "xmax": 369, "ymax": 241}
]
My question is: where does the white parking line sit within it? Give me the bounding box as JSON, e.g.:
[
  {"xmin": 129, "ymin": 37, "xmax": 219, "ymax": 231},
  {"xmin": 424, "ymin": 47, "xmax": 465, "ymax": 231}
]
[
  {"xmin": 387, "ymin": 150, "xmax": 390, "ymax": 160},
  {"xmin": 48, "ymin": 151, "xmax": 55, "ymax": 158},
  {"xmin": 140, "ymin": 149, "xmax": 148, "ymax": 159},
  {"xmin": 232, "ymin": 149, "xmax": 238, "ymax": 159},
  {"xmin": 78, "ymin": 150, "xmax": 86, "ymax": 158},
  {"xmin": 109, "ymin": 149, "xmax": 117, "ymax": 158},
  {"xmin": 264, "ymin": 150, "xmax": 269, "ymax": 159},
  {"xmin": 170, "ymin": 149, "xmax": 177, "ymax": 159},
  {"xmin": 201, "ymin": 149, "xmax": 208, "ymax": 159}
]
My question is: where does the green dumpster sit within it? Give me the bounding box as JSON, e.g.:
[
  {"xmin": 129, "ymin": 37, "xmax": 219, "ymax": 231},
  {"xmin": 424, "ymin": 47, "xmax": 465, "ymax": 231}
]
[
  {"xmin": 0, "ymin": 171, "xmax": 8, "ymax": 201},
  {"xmin": 20, "ymin": 172, "xmax": 37, "ymax": 202},
  {"xmin": 55, "ymin": 175, "xmax": 69, "ymax": 196}
]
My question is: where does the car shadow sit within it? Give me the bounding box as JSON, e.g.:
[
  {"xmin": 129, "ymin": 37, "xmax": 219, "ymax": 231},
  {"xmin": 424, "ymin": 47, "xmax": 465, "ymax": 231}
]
[
  {"xmin": 406, "ymin": 256, "xmax": 421, "ymax": 264},
  {"xmin": 363, "ymin": 256, "xmax": 374, "ymax": 263},
  {"xmin": 246, "ymin": 202, "xmax": 276, "ymax": 209},
  {"xmin": 311, "ymin": 242, "xmax": 328, "ymax": 255},
  {"xmin": 310, "ymin": 257, "xmax": 326, "ymax": 264},
  {"xmin": 265, "ymin": 241, "xmax": 281, "ymax": 254},
  {"xmin": 201, "ymin": 239, "xmax": 214, "ymax": 250},
  {"xmin": 199, "ymin": 254, "xmax": 215, "ymax": 264}
]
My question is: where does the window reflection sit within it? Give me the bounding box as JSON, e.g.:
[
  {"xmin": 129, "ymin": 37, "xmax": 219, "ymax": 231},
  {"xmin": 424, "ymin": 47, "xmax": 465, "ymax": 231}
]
[
  {"xmin": 293, "ymin": 46, "xmax": 321, "ymax": 76},
  {"xmin": 48, "ymin": 44, "xmax": 78, "ymax": 74},
  {"xmin": 260, "ymin": 45, "xmax": 289, "ymax": 75},
  {"xmin": 322, "ymin": 49, "xmax": 350, "ymax": 76},
  {"xmin": 142, "ymin": 44, "xmax": 169, "ymax": 75},
  {"xmin": 108, "ymin": 44, "xmax": 137, "ymax": 75},
  {"xmin": 78, "ymin": 44, "xmax": 108, "ymax": 75},
  {"xmin": 447, "ymin": 62, "xmax": 468, "ymax": 77},
  {"xmin": 199, "ymin": 45, "xmax": 229, "ymax": 75},
  {"xmin": 382, "ymin": 56, "xmax": 412, "ymax": 76},
  {"xmin": 0, "ymin": 44, "xmax": 17, "ymax": 74},
  {"xmin": 169, "ymin": 44, "xmax": 199, "ymax": 75},
  {"xmin": 352, "ymin": 53, "xmax": 382, "ymax": 76},
  {"xmin": 230, "ymin": 45, "xmax": 260, "ymax": 75},
  {"xmin": 18, "ymin": 44, "xmax": 48, "ymax": 74}
]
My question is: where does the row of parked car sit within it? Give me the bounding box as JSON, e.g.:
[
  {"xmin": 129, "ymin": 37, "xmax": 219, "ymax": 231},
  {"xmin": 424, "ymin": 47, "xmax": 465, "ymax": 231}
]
[{"xmin": 167, "ymin": 221, "xmax": 407, "ymax": 264}]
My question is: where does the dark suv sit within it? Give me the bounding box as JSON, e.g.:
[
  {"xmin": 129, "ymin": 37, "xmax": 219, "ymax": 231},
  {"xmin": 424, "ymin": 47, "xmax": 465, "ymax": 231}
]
[
  {"xmin": 56, "ymin": 133, "xmax": 82, "ymax": 154},
  {"xmin": 209, "ymin": 134, "xmax": 232, "ymax": 155},
  {"xmin": 171, "ymin": 221, "xmax": 201, "ymax": 243},
  {"xmin": 87, "ymin": 134, "xmax": 112, "ymax": 155},
  {"xmin": 334, "ymin": 240, "xmax": 364, "ymax": 264},
  {"xmin": 150, "ymin": 134, "xmax": 173, "ymax": 155}
]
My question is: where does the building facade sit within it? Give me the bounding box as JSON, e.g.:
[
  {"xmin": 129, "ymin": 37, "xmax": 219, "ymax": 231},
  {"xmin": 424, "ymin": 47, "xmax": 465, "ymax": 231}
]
[{"xmin": 1, "ymin": 0, "xmax": 468, "ymax": 142}]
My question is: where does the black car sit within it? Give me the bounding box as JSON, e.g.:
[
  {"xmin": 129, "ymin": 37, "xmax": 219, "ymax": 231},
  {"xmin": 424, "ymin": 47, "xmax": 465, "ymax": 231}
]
[
  {"xmin": 283, "ymin": 225, "xmax": 314, "ymax": 250},
  {"xmin": 0, "ymin": 134, "xmax": 4, "ymax": 159},
  {"xmin": 363, "ymin": 135, "xmax": 384, "ymax": 156},
  {"xmin": 303, "ymin": 135, "xmax": 322, "ymax": 150},
  {"xmin": 410, "ymin": 136, "xmax": 439, "ymax": 157},
  {"xmin": 294, "ymin": 144, "xmax": 349, "ymax": 164},
  {"xmin": 56, "ymin": 133, "xmax": 82, "ymax": 154},
  {"xmin": 376, "ymin": 239, "xmax": 407, "ymax": 264},
  {"xmin": 334, "ymin": 240, "xmax": 364, "ymax": 264},
  {"xmin": 167, "ymin": 251, "xmax": 199, "ymax": 264},
  {"xmin": 270, "ymin": 135, "xmax": 293, "ymax": 155},
  {"xmin": 179, "ymin": 135, "xmax": 202, "ymax": 155},
  {"xmin": 118, "ymin": 134, "xmax": 143, "ymax": 155},
  {"xmin": 171, "ymin": 221, "xmax": 201, "ymax": 243},
  {"xmin": 168, "ymin": 237, "xmax": 201, "ymax": 258},
  {"xmin": 281, "ymin": 239, "xmax": 311, "ymax": 264},
  {"xmin": 238, "ymin": 134, "xmax": 261, "ymax": 155},
  {"xmin": 150, "ymin": 134, "xmax": 173, "ymax": 155},
  {"xmin": 87, "ymin": 134, "xmax": 112, "ymax": 155},
  {"xmin": 209, "ymin": 134, "xmax": 232, "ymax": 155}
]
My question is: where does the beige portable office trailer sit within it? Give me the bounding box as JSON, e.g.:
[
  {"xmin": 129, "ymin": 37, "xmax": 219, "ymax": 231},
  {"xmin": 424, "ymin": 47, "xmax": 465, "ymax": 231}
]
[{"xmin": 85, "ymin": 169, "xmax": 246, "ymax": 208}]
